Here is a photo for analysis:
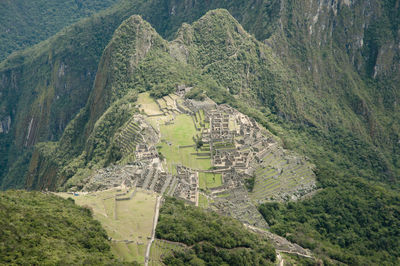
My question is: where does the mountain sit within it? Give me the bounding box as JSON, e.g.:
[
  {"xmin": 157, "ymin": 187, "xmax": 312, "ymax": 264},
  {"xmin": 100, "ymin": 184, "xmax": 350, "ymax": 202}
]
[
  {"xmin": 24, "ymin": 10, "xmax": 314, "ymax": 192},
  {"xmin": 0, "ymin": 190, "xmax": 120, "ymax": 265},
  {"xmin": 1, "ymin": 0, "xmax": 399, "ymax": 264},
  {"xmin": 0, "ymin": 0, "xmax": 144, "ymax": 188},
  {"xmin": 0, "ymin": 0, "xmax": 121, "ymax": 61},
  {"xmin": 1, "ymin": 0, "xmax": 398, "ymax": 188},
  {"xmin": 0, "ymin": 189, "xmax": 278, "ymax": 265}
]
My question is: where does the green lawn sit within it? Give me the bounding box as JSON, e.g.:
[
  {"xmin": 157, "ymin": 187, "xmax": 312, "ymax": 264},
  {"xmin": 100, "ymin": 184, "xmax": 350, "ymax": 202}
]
[
  {"xmin": 198, "ymin": 193, "xmax": 209, "ymax": 208},
  {"xmin": 194, "ymin": 110, "xmax": 207, "ymax": 130},
  {"xmin": 199, "ymin": 172, "xmax": 222, "ymax": 189},
  {"xmin": 158, "ymin": 114, "xmax": 212, "ymax": 172},
  {"xmin": 137, "ymin": 92, "xmax": 163, "ymax": 115}
]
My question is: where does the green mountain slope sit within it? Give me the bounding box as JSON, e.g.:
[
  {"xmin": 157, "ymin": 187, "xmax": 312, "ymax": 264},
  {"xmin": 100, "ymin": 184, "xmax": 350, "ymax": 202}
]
[
  {"xmin": 0, "ymin": 190, "xmax": 120, "ymax": 265},
  {"xmin": 0, "ymin": 0, "xmax": 121, "ymax": 61},
  {"xmin": 0, "ymin": 0, "xmax": 147, "ymax": 188},
  {"xmin": 23, "ymin": 10, "xmax": 299, "ymax": 190},
  {"xmin": 23, "ymin": 10, "xmax": 400, "ymax": 264},
  {"xmin": 1, "ymin": 0, "xmax": 399, "ymax": 189},
  {"xmin": 156, "ymin": 197, "xmax": 276, "ymax": 265},
  {"xmin": 0, "ymin": 1, "xmax": 399, "ymax": 264}
]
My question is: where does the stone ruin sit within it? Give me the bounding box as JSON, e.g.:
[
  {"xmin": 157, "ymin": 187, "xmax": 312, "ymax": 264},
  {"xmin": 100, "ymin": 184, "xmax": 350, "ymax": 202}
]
[
  {"xmin": 80, "ymin": 93, "xmax": 316, "ymax": 229},
  {"xmin": 82, "ymin": 162, "xmax": 199, "ymax": 205},
  {"xmin": 172, "ymin": 166, "xmax": 198, "ymax": 204},
  {"xmin": 175, "ymin": 85, "xmax": 193, "ymax": 97}
]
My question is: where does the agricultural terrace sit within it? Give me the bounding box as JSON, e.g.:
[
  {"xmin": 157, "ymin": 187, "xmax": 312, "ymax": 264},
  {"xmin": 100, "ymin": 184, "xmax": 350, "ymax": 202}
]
[
  {"xmin": 137, "ymin": 92, "xmax": 163, "ymax": 116},
  {"xmin": 250, "ymin": 150, "xmax": 315, "ymax": 201},
  {"xmin": 148, "ymin": 239, "xmax": 185, "ymax": 266},
  {"xmin": 57, "ymin": 189, "xmax": 157, "ymax": 264}
]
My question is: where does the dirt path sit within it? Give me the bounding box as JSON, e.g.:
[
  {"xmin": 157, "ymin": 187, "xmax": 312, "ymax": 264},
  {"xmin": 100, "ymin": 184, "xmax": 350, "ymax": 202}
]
[
  {"xmin": 145, "ymin": 196, "xmax": 162, "ymax": 266},
  {"xmin": 277, "ymin": 252, "xmax": 284, "ymax": 266}
]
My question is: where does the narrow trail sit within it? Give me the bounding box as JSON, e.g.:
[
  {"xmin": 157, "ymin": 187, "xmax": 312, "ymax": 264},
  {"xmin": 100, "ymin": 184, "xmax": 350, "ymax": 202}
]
[
  {"xmin": 145, "ymin": 196, "xmax": 162, "ymax": 266},
  {"xmin": 277, "ymin": 253, "xmax": 284, "ymax": 266}
]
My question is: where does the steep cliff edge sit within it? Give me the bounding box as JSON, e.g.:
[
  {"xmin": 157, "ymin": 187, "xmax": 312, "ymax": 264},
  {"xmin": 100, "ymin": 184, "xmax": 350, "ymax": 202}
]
[
  {"xmin": 1, "ymin": 2, "xmax": 400, "ymax": 264},
  {"xmin": 0, "ymin": 0, "xmax": 121, "ymax": 61},
  {"xmin": 2, "ymin": 0, "xmax": 399, "ymax": 189}
]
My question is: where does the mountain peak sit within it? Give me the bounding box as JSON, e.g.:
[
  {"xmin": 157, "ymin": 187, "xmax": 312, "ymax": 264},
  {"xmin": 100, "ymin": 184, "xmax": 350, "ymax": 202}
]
[
  {"xmin": 85, "ymin": 14, "xmax": 167, "ymax": 132},
  {"xmin": 201, "ymin": 8, "xmax": 235, "ymax": 19},
  {"xmin": 194, "ymin": 8, "xmax": 247, "ymax": 34}
]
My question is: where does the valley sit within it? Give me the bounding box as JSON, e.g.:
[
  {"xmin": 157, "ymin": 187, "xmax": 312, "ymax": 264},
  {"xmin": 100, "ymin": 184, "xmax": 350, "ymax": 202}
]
[{"xmin": 0, "ymin": 1, "xmax": 399, "ymax": 265}]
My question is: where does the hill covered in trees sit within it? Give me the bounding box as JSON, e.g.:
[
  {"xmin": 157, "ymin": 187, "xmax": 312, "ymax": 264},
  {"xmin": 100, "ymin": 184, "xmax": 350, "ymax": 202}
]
[
  {"xmin": 0, "ymin": 1, "xmax": 399, "ymax": 264},
  {"xmin": 0, "ymin": 190, "xmax": 122, "ymax": 265},
  {"xmin": 157, "ymin": 197, "xmax": 276, "ymax": 265},
  {"xmin": 0, "ymin": 0, "xmax": 121, "ymax": 60}
]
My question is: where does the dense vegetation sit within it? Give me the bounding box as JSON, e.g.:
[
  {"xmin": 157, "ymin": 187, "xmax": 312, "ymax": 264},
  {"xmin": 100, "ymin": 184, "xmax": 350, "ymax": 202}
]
[
  {"xmin": 156, "ymin": 197, "xmax": 276, "ymax": 266},
  {"xmin": 0, "ymin": 1, "xmax": 399, "ymax": 264},
  {"xmin": 2, "ymin": 0, "xmax": 398, "ymax": 188},
  {"xmin": 0, "ymin": 0, "xmax": 146, "ymax": 188},
  {"xmin": 259, "ymin": 176, "xmax": 400, "ymax": 265},
  {"xmin": 0, "ymin": 0, "xmax": 120, "ymax": 60},
  {"xmin": 0, "ymin": 190, "xmax": 122, "ymax": 265},
  {"xmin": 18, "ymin": 9, "xmax": 400, "ymax": 264}
]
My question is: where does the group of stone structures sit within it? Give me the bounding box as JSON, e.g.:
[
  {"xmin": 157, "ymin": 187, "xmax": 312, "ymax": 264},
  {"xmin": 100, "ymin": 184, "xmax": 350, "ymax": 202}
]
[
  {"xmin": 81, "ymin": 90, "xmax": 316, "ymax": 228},
  {"xmin": 178, "ymin": 97, "xmax": 315, "ymax": 226},
  {"xmin": 172, "ymin": 166, "xmax": 198, "ymax": 203},
  {"xmin": 83, "ymin": 163, "xmax": 200, "ymax": 203},
  {"xmin": 202, "ymin": 103, "xmax": 315, "ymax": 202}
]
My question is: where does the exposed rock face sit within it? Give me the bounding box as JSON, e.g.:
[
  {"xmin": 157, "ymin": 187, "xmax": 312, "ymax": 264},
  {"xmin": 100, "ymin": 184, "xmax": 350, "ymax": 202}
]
[
  {"xmin": 22, "ymin": 6, "xmax": 397, "ymax": 192},
  {"xmin": 2, "ymin": 1, "xmax": 399, "ymax": 189},
  {"xmin": 0, "ymin": 115, "xmax": 11, "ymax": 134}
]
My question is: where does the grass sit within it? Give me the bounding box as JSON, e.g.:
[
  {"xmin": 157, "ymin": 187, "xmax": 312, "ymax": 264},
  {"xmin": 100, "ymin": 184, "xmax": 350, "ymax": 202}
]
[
  {"xmin": 198, "ymin": 193, "xmax": 209, "ymax": 208},
  {"xmin": 158, "ymin": 114, "xmax": 212, "ymax": 172},
  {"xmin": 194, "ymin": 112, "xmax": 203, "ymax": 130},
  {"xmin": 57, "ymin": 189, "xmax": 157, "ymax": 264},
  {"xmin": 228, "ymin": 116, "xmax": 238, "ymax": 131},
  {"xmin": 216, "ymin": 193, "xmax": 231, "ymax": 198},
  {"xmin": 137, "ymin": 92, "xmax": 163, "ymax": 115},
  {"xmin": 213, "ymin": 141, "xmax": 235, "ymax": 150},
  {"xmin": 157, "ymin": 98, "xmax": 167, "ymax": 109},
  {"xmin": 111, "ymin": 242, "xmax": 138, "ymax": 262},
  {"xmin": 163, "ymin": 95, "xmax": 176, "ymax": 107},
  {"xmin": 199, "ymin": 172, "xmax": 222, "ymax": 189},
  {"xmin": 199, "ymin": 109, "xmax": 205, "ymax": 122}
]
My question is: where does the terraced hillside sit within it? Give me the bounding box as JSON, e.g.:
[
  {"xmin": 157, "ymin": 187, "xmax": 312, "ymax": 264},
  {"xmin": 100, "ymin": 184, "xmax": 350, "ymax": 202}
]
[
  {"xmin": 58, "ymin": 188, "xmax": 158, "ymax": 265},
  {"xmin": 21, "ymin": 9, "xmax": 400, "ymax": 264},
  {"xmin": 79, "ymin": 92, "xmax": 315, "ymax": 229},
  {"xmin": 148, "ymin": 239, "xmax": 185, "ymax": 266},
  {"xmin": 250, "ymin": 146, "xmax": 315, "ymax": 202}
]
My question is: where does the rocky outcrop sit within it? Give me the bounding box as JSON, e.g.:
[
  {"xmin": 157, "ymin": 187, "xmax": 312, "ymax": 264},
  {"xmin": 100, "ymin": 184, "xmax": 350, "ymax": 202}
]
[
  {"xmin": 0, "ymin": 115, "xmax": 11, "ymax": 134},
  {"xmin": 2, "ymin": 1, "xmax": 398, "ymax": 188}
]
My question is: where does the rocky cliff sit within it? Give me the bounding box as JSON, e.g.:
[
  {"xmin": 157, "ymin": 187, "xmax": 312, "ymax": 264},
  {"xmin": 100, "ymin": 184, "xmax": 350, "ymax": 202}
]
[
  {"xmin": 2, "ymin": 0, "xmax": 399, "ymax": 189},
  {"xmin": 1, "ymin": 1, "xmax": 399, "ymax": 264}
]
